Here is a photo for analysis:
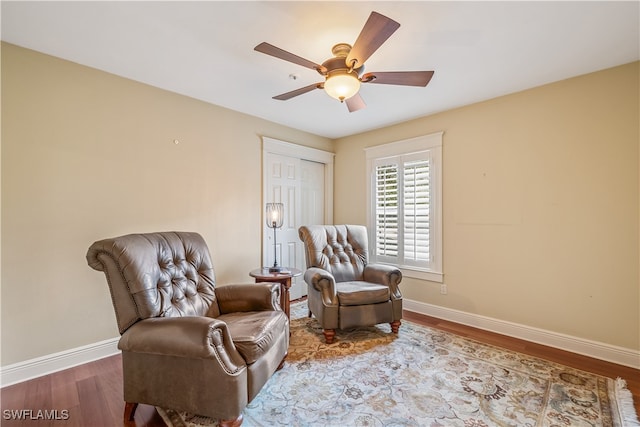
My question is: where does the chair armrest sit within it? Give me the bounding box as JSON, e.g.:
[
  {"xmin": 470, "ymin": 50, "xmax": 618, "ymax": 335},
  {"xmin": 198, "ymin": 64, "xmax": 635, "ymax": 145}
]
[
  {"xmin": 304, "ymin": 267, "xmax": 338, "ymax": 306},
  {"xmin": 215, "ymin": 283, "xmax": 281, "ymax": 314},
  {"xmin": 364, "ymin": 264, "xmax": 403, "ymax": 299},
  {"xmin": 118, "ymin": 316, "xmax": 245, "ymax": 374}
]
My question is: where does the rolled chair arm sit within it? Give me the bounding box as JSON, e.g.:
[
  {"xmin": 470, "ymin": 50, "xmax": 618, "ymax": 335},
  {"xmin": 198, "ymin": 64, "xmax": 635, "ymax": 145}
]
[
  {"xmin": 215, "ymin": 283, "xmax": 281, "ymax": 314},
  {"xmin": 118, "ymin": 316, "xmax": 245, "ymax": 375},
  {"xmin": 304, "ymin": 267, "xmax": 338, "ymax": 306},
  {"xmin": 364, "ymin": 264, "xmax": 403, "ymax": 299}
]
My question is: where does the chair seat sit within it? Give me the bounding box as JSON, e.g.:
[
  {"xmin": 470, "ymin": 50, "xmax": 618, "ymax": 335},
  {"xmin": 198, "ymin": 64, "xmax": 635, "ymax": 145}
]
[
  {"xmin": 218, "ymin": 310, "xmax": 288, "ymax": 364},
  {"xmin": 336, "ymin": 281, "xmax": 390, "ymax": 306}
]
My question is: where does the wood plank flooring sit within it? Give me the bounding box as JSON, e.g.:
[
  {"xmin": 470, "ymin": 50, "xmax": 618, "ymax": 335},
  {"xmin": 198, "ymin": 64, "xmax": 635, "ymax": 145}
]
[{"xmin": 2, "ymin": 309, "xmax": 638, "ymax": 426}]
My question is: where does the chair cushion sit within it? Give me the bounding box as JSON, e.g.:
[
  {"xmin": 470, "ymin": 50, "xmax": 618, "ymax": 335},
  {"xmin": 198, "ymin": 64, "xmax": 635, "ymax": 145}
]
[
  {"xmin": 336, "ymin": 281, "xmax": 390, "ymax": 306},
  {"xmin": 217, "ymin": 310, "xmax": 288, "ymax": 364}
]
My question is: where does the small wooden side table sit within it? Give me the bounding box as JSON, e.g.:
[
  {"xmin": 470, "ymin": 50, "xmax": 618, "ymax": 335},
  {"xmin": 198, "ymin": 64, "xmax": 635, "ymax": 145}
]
[{"xmin": 249, "ymin": 267, "xmax": 302, "ymax": 320}]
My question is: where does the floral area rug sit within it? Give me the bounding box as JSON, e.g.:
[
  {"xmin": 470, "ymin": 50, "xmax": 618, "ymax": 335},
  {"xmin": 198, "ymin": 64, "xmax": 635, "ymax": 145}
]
[{"xmin": 158, "ymin": 301, "xmax": 639, "ymax": 427}]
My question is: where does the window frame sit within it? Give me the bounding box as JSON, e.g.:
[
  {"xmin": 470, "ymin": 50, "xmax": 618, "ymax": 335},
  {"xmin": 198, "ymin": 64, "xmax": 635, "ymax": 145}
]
[{"xmin": 365, "ymin": 132, "xmax": 443, "ymax": 283}]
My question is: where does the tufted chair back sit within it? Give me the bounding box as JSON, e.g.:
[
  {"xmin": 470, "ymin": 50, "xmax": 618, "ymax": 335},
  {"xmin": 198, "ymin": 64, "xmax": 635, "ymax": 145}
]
[
  {"xmin": 299, "ymin": 224, "xmax": 369, "ymax": 283},
  {"xmin": 86, "ymin": 231, "xmax": 218, "ymax": 334}
]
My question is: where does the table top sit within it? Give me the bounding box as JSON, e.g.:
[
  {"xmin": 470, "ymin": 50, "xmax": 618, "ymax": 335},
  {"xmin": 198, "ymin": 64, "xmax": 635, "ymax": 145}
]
[{"xmin": 249, "ymin": 267, "xmax": 302, "ymax": 279}]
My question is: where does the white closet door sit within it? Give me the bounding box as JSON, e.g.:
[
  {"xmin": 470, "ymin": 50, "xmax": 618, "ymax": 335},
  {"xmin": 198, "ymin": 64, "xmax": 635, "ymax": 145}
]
[
  {"xmin": 263, "ymin": 138, "xmax": 334, "ymax": 300},
  {"xmin": 264, "ymin": 152, "xmax": 302, "ymax": 274}
]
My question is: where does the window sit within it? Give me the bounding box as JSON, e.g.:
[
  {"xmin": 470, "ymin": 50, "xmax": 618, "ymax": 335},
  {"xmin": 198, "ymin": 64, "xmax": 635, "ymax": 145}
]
[{"xmin": 366, "ymin": 132, "xmax": 443, "ymax": 282}]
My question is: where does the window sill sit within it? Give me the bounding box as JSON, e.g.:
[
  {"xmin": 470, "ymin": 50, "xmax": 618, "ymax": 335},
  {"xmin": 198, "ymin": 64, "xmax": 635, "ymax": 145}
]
[
  {"xmin": 400, "ymin": 267, "xmax": 443, "ymax": 283},
  {"xmin": 374, "ymin": 260, "xmax": 444, "ymax": 283}
]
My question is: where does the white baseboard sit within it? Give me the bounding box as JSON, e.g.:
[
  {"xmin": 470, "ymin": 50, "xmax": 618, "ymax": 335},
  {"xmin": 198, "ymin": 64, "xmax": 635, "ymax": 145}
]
[
  {"xmin": 404, "ymin": 299, "xmax": 640, "ymax": 370},
  {"xmin": 2, "ymin": 302, "xmax": 638, "ymax": 388},
  {"xmin": 1, "ymin": 337, "xmax": 120, "ymax": 387}
]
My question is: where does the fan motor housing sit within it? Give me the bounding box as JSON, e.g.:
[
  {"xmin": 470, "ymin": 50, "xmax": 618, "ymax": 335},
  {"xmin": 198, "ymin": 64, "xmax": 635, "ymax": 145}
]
[
  {"xmin": 320, "ymin": 43, "xmax": 365, "ymax": 78},
  {"xmin": 322, "ymin": 57, "xmax": 364, "ymax": 79}
]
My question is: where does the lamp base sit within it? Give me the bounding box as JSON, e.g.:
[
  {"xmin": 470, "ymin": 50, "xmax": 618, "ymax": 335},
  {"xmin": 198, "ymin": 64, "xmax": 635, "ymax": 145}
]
[{"xmin": 269, "ymin": 266, "xmax": 284, "ymax": 273}]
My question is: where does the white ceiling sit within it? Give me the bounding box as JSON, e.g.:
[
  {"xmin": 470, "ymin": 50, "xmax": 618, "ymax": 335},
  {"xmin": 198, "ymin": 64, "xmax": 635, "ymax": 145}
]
[{"xmin": 2, "ymin": 1, "xmax": 639, "ymax": 139}]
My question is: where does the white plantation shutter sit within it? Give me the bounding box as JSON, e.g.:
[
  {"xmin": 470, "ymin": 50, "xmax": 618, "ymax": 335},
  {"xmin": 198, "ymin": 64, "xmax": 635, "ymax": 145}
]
[
  {"xmin": 375, "ymin": 163, "xmax": 399, "ymax": 258},
  {"xmin": 403, "ymin": 159, "xmax": 430, "ymax": 265},
  {"xmin": 367, "ymin": 132, "xmax": 442, "ymax": 282}
]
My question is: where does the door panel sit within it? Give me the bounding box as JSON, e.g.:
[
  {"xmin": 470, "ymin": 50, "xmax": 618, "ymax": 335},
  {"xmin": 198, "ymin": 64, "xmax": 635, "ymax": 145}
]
[
  {"xmin": 264, "ymin": 154, "xmax": 326, "ymax": 300},
  {"xmin": 265, "ymin": 153, "xmax": 299, "ymax": 273},
  {"xmin": 301, "ymin": 160, "xmax": 325, "ymax": 227}
]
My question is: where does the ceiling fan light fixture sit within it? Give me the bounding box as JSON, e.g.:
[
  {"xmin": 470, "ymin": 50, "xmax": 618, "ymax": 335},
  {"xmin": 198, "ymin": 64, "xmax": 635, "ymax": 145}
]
[
  {"xmin": 324, "ymin": 71, "xmax": 361, "ymax": 102},
  {"xmin": 255, "ymin": 12, "xmax": 433, "ymax": 111}
]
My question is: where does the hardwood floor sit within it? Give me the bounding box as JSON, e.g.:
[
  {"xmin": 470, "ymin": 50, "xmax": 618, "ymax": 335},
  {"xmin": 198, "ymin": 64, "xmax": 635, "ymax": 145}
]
[{"xmin": 2, "ymin": 309, "xmax": 638, "ymax": 426}]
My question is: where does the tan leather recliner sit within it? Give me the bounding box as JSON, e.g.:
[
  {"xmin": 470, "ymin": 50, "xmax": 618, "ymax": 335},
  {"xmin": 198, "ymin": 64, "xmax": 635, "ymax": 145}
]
[
  {"xmin": 298, "ymin": 224, "xmax": 402, "ymax": 344},
  {"xmin": 86, "ymin": 231, "xmax": 289, "ymax": 427}
]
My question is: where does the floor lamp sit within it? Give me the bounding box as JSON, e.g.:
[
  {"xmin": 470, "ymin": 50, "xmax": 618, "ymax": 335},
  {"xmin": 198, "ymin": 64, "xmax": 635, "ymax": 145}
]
[{"xmin": 266, "ymin": 202, "xmax": 284, "ymax": 272}]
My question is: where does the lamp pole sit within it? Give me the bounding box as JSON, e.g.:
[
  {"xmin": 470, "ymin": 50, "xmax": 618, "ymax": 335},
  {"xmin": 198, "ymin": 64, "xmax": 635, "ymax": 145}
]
[{"xmin": 271, "ymin": 221, "xmax": 280, "ymax": 272}]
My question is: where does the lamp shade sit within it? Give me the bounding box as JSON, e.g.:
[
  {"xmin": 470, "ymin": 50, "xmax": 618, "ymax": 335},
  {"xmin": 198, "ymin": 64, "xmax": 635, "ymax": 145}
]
[
  {"xmin": 324, "ymin": 71, "xmax": 361, "ymax": 102},
  {"xmin": 266, "ymin": 203, "xmax": 284, "ymax": 228}
]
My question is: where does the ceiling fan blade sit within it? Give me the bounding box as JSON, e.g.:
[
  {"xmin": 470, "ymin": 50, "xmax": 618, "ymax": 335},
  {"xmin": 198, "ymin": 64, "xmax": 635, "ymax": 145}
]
[
  {"xmin": 361, "ymin": 71, "xmax": 434, "ymax": 86},
  {"xmin": 345, "ymin": 93, "xmax": 366, "ymax": 112},
  {"xmin": 272, "ymin": 83, "xmax": 323, "ymax": 101},
  {"xmin": 346, "ymin": 12, "xmax": 400, "ymax": 68},
  {"xmin": 255, "ymin": 42, "xmax": 327, "ymax": 73}
]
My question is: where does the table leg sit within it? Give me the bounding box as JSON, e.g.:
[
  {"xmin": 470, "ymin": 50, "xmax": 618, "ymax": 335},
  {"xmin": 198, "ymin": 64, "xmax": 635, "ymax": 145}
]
[{"xmin": 280, "ymin": 277, "xmax": 292, "ymax": 320}]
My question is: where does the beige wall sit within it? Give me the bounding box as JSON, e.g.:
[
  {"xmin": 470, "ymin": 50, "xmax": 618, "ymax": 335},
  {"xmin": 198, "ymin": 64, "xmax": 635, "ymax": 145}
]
[
  {"xmin": 334, "ymin": 62, "xmax": 639, "ymax": 350},
  {"xmin": 0, "ymin": 43, "xmax": 333, "ymax": 365},
  {"xmin": 2, "ymin": 41, "xmax": 638, "ymax": 367}
]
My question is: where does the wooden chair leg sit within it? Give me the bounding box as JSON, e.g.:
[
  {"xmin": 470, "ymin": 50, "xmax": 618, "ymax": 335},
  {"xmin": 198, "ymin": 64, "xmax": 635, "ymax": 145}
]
[
  {"xmin": 390, "ymin": 320, "xmax": 401, "ymax": 333},
  {"xmin": 124, "ymin": 402, "xmax": 138, "ymax": 425},
  {"xmin": 323, "ymin": 329, "xmax": 336, "ymax": 344},
  {"xmin": 219, "ymin": 414, "xmax": 243, "ymax": 427}
]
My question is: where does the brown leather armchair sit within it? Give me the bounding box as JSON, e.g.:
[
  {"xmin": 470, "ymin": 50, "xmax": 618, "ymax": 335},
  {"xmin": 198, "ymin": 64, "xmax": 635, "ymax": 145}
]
[
  {"xmin": 86, "ymin": 231, "xmax": 289, "ymax": 427},
  {"xmin": 298, "ymin": 225, "xmax": 402, "ymax": 344}
]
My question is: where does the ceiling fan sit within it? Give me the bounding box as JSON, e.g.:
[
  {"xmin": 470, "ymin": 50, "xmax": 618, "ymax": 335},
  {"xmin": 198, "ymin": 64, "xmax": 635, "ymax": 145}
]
[{"xmin": 254, "ymin": 11, "xmax": 434, "ymax": 112}]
